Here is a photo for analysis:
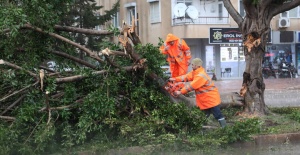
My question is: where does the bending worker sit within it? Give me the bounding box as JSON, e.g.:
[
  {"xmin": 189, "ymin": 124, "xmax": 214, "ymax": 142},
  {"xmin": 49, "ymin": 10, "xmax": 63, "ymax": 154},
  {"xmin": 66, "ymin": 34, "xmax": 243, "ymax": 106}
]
[
  {"xmin": 169, "ymin": 58, "xmax": 226, "ymax": 128},
  {"xmin": 160, "ymin": 33, "xmax": 191, "ymax": 78}
]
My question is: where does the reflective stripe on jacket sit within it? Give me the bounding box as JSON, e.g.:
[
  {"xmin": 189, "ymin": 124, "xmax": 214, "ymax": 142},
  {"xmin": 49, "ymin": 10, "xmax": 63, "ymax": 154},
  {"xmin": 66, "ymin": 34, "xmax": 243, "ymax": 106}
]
[{"xmin": 175, "ymin": 67, "xmax": 221, "ymax": 110}]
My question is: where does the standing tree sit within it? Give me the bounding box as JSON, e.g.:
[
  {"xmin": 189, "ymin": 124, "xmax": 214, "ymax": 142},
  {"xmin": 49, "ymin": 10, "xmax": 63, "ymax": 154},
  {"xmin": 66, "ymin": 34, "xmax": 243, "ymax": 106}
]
[
  {"xmin": 223, "ymin": 0, "xmax": 300, "ymax": 115},
  {"xmin": 61, "ymin": 0, "xmax": 119, "ymax": 53}
]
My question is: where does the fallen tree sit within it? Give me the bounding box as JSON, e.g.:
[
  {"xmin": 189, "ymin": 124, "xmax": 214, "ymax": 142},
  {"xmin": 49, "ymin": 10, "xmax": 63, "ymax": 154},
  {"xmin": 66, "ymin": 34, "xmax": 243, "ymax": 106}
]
[{"xmin": 2, "ymin": 2, "xmax": 197, "ymax": 152}]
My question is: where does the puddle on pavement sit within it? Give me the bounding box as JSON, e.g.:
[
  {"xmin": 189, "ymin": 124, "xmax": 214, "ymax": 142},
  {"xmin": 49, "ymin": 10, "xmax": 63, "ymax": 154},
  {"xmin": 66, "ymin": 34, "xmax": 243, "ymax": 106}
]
[
  {"xmin": 221, "ymin": 143, "xmax": 300, "ymax": 155},
  {"xmin": 104, "ymin": 142, "xmax": 300, "ymax": 155},
  {"xmin": 146, "ymin": 143, "xmax": 300, "ymax": 155}
]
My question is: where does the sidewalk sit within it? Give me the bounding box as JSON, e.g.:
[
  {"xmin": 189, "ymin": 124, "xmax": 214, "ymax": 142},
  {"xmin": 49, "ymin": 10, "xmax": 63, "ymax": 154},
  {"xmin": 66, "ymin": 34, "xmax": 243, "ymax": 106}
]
[{"xmin": 214, "ymin": 78, "xmax": 300, "ymax": 107}]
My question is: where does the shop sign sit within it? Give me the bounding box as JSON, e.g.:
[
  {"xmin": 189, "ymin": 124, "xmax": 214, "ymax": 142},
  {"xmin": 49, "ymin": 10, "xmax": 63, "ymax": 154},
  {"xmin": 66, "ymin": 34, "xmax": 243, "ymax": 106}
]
[{"xmin": 209, "ymin": 28, "xmax": 242, "ymax": 44}]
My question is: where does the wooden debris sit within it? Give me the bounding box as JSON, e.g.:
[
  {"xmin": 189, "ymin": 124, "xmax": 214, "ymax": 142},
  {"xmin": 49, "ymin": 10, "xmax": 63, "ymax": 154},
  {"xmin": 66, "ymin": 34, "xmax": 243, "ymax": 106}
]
[{"xmin": 243, "ymin": 33, "xmax": 261, "ymax": 52}]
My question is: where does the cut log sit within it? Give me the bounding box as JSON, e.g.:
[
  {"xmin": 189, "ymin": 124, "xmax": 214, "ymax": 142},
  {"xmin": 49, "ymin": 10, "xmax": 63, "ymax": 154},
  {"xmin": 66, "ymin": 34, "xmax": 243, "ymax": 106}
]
[{"xmin": 168, "ymin": 92, "xmax": 244, "ymax": 109}]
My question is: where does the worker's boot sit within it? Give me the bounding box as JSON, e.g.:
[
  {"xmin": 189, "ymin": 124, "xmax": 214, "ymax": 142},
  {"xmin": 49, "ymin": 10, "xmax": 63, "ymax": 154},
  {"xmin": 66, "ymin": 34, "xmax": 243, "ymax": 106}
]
[{"xmin": 218, "ymin": 118, "xmax": 227, "ymax": 128}]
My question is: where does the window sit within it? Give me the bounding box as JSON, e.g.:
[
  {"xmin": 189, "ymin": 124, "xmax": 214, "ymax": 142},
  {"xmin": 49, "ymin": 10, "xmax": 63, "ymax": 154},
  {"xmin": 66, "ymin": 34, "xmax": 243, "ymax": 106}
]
[
  {"xmin": 112, "ymin": 12, "xmax": 120, "ymax": 27},
  {"xmin": 177, "ymin": 0, "xmax": 192, "ymax": 6},
  {"xmin": 289, "ymin": 6, "xmax": 300, "ymax": 18},
  {"xmin": 127, "ymin": 7, "xmax": 135, "ymax": 25},
  {"xmin": 280, "ymin": 6, "xmax": 300, "ymax": 18},
  {"xmin": 218, "ymin": 1, "xmax": 227, "ymax": 20},
  {"xmin": 149, "ymin": 0, "xmax": 160, "ymax": 23},
  {"xmin": 280, "ymin": 31, "xmax": 294, "ymax": 43},
  {"xmin": 94, "ymin": 12, "xmax": 101, "ymax": 30},
  {"xmin": 239, "ymin": 0, "xmax": 245, "ymax": 17},
  {"xmin": 218, "ymin": 3, "xmax": 223, "ymax": 20},
  {"xmin": 95, "ymin": 25, "xmax": 101, "ymax": 30},
  {"xmin": 125, "ymin": 2, "xmax": 136, "ymax": 25}
]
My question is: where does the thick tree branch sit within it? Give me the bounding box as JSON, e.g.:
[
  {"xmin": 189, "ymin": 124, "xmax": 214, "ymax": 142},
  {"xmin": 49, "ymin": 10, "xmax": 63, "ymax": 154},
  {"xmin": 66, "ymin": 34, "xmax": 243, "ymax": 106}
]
[
  {"xmin": 23, "ymin": 24, "xmax": 105, "ymax": 64},
  {"xmin": 100, "ymin": 48, "xmax": 129, "ymax": 57},
  {"xmin": 223, "ymin": 0, "xmax": 243, "ymax": 27},
  {"xmin": 0, "ymin": 116, "xmax": 16, "ymax": 121},
  {"xmin": 50, "ymin": 50, "xmax": 98, "ymax": 70},
  {"xmin": 0, "ymin": 59, "xmax": 37, "ymax": 78},
  {"xmin": 0, "ymin": 28, "xmax": 10, "ymax": 34},
  {"xmin": 55, "ymin": 65, "xmax": 144, "ymax": 83},
  {"xmin": 128, "ymin": 15, "xmax": 141, "ymax": 45},
  {"xmin": 5, "ymin": 24, "xmax": 113, "ymax": 36},
  {"xmin": 271, "ymin": 0, "xmax": 300, "ymax": 17},
  {"xmin": 0, "ymin": 82, "xmax": 38, "ymax": 102},
  {"xmin": 39, "ymin": 104, "xmax": 75, "ymax": 112},
  {"xmin": 118, "ymin": 18, "xmax": 142, "ymax": 62},
  {"xmin": 1, "ymin": 95, "xmax": 26, "ymax": 115},
  {"xmin": 53, "ymin": 25, "xmax": 113, "ymax": 35},
  {"xmin": 44, "ymin": 91, "xmax": 52, "ymax": 124},
  {"xmin": 39, "ymin": 97, "xmax": 83, "ymax": 112}
]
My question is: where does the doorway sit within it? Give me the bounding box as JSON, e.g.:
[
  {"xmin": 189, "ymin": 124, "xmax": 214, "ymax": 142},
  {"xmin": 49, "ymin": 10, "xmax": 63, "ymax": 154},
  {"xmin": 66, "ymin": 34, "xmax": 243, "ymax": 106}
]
[{"xmin": 205, "ymin": 46, "xmax": 216, "ymax": 78}]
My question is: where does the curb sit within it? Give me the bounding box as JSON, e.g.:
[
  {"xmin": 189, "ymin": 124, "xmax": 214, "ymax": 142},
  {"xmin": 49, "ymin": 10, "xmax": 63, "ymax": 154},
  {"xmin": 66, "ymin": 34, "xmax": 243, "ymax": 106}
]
[{"xmin": 231, "ymin": 132, "xmax": 300, "ymax": 148}]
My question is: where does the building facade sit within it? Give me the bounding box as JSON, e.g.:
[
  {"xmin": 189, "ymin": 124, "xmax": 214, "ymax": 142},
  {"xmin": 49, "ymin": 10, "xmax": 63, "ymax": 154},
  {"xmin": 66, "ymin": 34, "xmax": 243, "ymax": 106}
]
[{"xmin": 96, "ymin": 0, "xmax": 300, "ymax": 79}]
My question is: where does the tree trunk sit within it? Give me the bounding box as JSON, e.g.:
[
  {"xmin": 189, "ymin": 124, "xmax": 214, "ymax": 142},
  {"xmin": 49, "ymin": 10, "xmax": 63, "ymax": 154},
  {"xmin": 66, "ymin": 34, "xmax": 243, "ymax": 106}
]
[
  {"xmin": 242, "ymin": 46, "xmax": 268, "ymax": 115},
  {"xmin": 240, "ymin": 27, "xmax": 271, "ymax": 115}
]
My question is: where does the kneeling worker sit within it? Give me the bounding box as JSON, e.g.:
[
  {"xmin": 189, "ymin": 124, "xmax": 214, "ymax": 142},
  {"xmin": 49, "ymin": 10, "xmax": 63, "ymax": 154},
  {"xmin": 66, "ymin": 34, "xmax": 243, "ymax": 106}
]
[{"xmin": 169, "ymin": 58, "xmax": 226, "ymax": 128}]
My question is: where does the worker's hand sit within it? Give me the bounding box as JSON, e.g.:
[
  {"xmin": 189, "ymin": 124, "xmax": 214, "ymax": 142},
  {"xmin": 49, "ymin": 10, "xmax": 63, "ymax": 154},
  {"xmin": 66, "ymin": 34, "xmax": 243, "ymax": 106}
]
[
  {"xmin": 174, "ymin": 91, "xmax": 181, "ymax": 96},
  {"xmin": 187, "ymin": 60, "xmax": 191, "ymax": 66},
  {"xmin": 164, "ymin": 45, "xmax": 169, "ymax": 51},
  {"xmin": 169, "ymin": 78, "xmax": 175, "ymax": 81}
]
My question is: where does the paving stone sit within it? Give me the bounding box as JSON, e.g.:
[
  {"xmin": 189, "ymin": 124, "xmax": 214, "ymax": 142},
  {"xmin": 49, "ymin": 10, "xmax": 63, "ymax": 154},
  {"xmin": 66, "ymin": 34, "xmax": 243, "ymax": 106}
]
[{"xmin": 215, "ymin": 78, "xmax": 300, "ymax": 107}]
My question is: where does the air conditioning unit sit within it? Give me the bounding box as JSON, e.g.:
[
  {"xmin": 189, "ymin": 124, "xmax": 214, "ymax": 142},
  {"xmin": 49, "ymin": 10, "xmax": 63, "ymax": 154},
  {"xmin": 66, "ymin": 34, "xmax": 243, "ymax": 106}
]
[{"xmin": 278, "ymin": 17, "xmax": 290, "ymax": 28}]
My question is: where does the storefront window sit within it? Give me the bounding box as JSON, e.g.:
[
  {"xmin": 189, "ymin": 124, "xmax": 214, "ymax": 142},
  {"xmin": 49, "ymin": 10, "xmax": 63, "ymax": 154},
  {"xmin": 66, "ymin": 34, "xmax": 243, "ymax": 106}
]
[
  {"xmin": 220, "ymin": 45, "xmax": 245, "ymax": 78},
  {"xmin": 265, "ymin": 45, "xmax": 292, "ymax": 67}
]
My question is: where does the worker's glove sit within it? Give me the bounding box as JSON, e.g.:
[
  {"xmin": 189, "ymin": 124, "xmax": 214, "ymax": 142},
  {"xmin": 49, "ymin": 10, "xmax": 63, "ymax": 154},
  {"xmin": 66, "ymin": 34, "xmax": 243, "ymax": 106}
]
[
  {"xmin": 174, "ymin": 91, "xmax": 181, "ymax": 97},
  {"xmin": 169, "ymin": 78, "xmax": 175, "ymax": 81},
  {"xmin": 187, "ymin": 60, "xmax": 191, "ymax": 66},
  {"xmin": 164, "ymin": 45, "xmax": 169, "ymax": 51}
]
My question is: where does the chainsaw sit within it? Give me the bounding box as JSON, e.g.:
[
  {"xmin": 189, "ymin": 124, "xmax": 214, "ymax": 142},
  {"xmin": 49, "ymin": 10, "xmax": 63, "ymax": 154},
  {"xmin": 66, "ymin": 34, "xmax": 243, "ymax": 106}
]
[{"xmin": 164, "ymin": 81, "xmax": 184, "ymax": 97}]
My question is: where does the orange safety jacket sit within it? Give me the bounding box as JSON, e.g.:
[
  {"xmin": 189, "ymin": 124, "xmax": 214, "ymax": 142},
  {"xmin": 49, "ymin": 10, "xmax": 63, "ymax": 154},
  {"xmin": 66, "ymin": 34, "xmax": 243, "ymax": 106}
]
[
  {"xmin": 160, "ymin": 33, "xmax": 191, "ymax": 77},
  {"xmin": 174, "ymin": 67, "xmax": 221, "ymax": 110}
]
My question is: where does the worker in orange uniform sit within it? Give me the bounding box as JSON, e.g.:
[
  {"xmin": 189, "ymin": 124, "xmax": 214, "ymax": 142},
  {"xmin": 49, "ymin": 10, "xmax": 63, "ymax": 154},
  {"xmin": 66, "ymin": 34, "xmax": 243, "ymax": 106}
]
[
  {"xmin": 169, "ymin": 58, "xmax": 226, "ymax": 128},
  {"xmin": 160, "ymin": 33, "xmax": 192, "ymax": 78}
]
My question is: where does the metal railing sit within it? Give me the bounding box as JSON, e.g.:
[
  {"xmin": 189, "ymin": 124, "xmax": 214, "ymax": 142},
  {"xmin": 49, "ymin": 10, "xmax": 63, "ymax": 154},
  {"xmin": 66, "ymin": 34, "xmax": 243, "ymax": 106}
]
[{"xmin": 173, "ymin": 16, "xmax": 230, "ymax": 25}]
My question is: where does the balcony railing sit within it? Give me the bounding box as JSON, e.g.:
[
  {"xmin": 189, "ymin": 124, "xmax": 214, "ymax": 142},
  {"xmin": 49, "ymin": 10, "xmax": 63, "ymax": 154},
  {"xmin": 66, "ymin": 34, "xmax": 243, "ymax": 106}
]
[{"xmin": 173, "ymin": 16, "xmax": 229, "ymax": 25}]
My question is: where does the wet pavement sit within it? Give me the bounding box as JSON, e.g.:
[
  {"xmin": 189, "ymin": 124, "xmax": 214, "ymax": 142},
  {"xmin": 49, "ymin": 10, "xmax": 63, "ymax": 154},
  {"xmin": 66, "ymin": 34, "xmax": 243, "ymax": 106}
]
[
  {"xmin": 214, "ymin": 77, "xmax": 300, "ymax": 107},
  {"xmin": 215, "ymin": 77, "xmax": 300, "ymax": 92}
]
